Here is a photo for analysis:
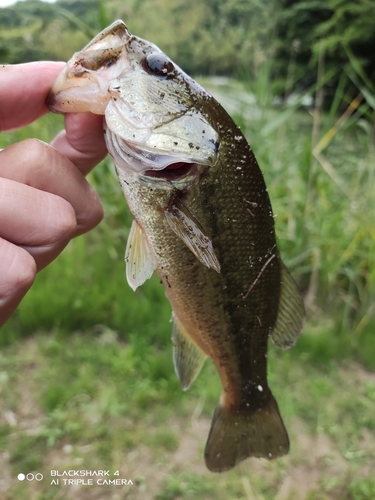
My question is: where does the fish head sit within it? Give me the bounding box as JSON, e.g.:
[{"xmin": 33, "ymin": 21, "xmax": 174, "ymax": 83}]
[{"xmin": 48, "ymin": 20, "xmax": 219, "ymax": 175}]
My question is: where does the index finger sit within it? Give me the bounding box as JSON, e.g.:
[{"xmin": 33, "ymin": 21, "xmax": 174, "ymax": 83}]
[{"xmin": 0, "ymin": 61, "xmax": 64, "ymax": 132}]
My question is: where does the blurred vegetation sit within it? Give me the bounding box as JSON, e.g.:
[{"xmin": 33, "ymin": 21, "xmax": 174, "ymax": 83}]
[
  {"xmin": 1, "ymin": 71, "xmax": 374, "ymax": 372},
  {"xmin": 0, "ymin": 0, "xmax": 374, "ymax": 101},
  {"xmin": 0, "ymin": 1, "xmax": 374, "ymax": 497},
  {"xmin": 0, "ymin": 0, "xmax": 374, "ymax": 367},
  {"xmin": 275, "ymin": 0, "xmax": 375, "ymax": 99},
  {"xmin": 1, "ymin": 331, "xmax": 374, "ymax": 498}
]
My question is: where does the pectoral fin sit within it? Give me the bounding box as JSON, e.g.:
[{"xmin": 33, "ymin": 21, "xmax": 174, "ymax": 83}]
[
  {"xmin": 165, "ymin": 198, "xmax": 220, "ymax": 273},
  {"xmin": 271, "ymin": 262, "xmax": 305, "ymax": 349},
  {"xmin": 172, "ymin": 314, "xmax": 207, "ymax": 390},
  {"xmin": 125, "ymin": 219, "xmax": 157, "ymax": 291}
]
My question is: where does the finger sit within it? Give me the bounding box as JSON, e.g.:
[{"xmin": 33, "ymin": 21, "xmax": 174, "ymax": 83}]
[
  {"xmin": 0, "ymin": 62, "xmax": 64, "ymax": 132},
  {"xmin": 0, "ymin": 138, "xmax": 103, "ymax": 236},
  {"xmin": 0, "ymin": 238, "xmax": 36, "ymax": 328},
  {"xmin": 0, "ymin": 177, "xmax": 77, "ymax": 271},
  {"xmin": 51, "ymin": 112, "xmax": 107, "ymax": 175}
]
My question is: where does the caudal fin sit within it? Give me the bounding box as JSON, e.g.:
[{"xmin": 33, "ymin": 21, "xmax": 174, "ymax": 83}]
[{"xmin": 204, "ymin": 392, "xmax": 289, "ymax": 472}]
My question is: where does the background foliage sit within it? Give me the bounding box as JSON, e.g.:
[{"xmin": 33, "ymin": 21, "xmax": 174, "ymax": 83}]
[
  {"xmin": 2, "ymin": 0, "xmax": 374, "ymax": 363},
  {"xmin": 0, "ymin": 1, "xmax": 375, "ymax": 498},
  {"xmin": 1, "ymin": 0, "xmax": 374, "ymax": 99}
]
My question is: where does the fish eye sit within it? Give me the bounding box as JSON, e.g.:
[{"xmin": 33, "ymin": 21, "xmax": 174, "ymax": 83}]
[{"xmin": 142, "ymin": 53, "xmax": 175, "ymax": 78}]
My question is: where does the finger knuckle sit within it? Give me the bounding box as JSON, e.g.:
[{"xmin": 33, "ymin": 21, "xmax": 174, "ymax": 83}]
[
  {"xmin": 18, "ymin": 139, "xmax": 61, "ymax": 181},
  {"xmin": 19, "ymin": 138, "xmax": 49, "ymax": 165},
  {"xmin": 77, "ymin": 195, "xmax": 104, "ymax": 234},
  {"xmin": 52, "ymin": 199, "xmax": 77, "ymax": 243},
  {"xmin": 5, "ymin": 249, "xmax": 36, "ymax": 297}
]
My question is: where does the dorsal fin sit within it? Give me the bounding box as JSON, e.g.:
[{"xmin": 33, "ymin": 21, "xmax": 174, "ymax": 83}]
[
  {"xmin": 125, "ymin": 219, "xmax": 157, "ymax": 291},
  {"xmin": 171, "ymin": 314, "xmax": 207, "ymax": 391},
  {"xmin": 271, "ymin": 262, "xmax": 305, "ymax": 349},
  {"xmin": 165, "ymin": 197, "xmax": 220, "ymax": 273}
]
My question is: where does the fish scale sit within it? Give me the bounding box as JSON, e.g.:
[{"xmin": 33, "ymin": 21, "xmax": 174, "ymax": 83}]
[
  {"xmin": 48, "ymin": 19, "xmax": 305, "ymax": 472},
  {"xmin": 186, "ymin": 132, "xmax": 280, "ymax": 398}
]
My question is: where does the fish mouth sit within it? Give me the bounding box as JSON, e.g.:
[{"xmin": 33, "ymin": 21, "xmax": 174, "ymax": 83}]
[{"xmin": 144, "ymin": 162, "xmax": 195, "ymax": 181}]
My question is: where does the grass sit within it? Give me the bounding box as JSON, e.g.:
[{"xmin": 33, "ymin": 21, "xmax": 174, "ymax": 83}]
[
  {"xmin": 0, "ymin": 76, "xmax": 374, "ymax": 498},
  {"xmin": 0, "ymin": 332, "xmax": 374, "ymax": 499}
]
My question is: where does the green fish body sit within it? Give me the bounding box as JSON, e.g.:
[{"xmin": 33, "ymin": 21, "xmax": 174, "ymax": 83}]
[{"xmin": 48, "ymin": 20, "xmax": 305, "ymax": 472}]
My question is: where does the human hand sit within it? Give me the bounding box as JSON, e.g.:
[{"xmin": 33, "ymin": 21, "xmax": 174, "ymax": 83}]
[{"xmin": 0, "ymin": 62, "xmax": 107, "ymax": 327}]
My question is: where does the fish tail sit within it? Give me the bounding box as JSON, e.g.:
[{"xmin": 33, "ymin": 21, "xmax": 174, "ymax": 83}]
[{"xmin": 204, "ymin": 391, "xmax": 289, "ymax": 472}]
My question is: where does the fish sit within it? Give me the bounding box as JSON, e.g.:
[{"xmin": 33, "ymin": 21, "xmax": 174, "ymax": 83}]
[{"xmin": 48, "ymin": 20, "xmax": 305, "ymax": 472}]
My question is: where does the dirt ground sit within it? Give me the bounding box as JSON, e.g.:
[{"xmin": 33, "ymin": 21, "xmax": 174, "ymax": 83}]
[{"xmin": 0, "ymin": 341, "xmax": 374, "ymax": 500}]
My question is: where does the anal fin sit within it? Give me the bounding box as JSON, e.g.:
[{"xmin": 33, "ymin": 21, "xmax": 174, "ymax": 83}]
[
  {"xmin": 125, "ymin": 219, "xmax": 157, "ymax": 291},
  {"xmin": 172, "ymin": 314, "xmax": 207, "ymax": 391},
  {"xmin": 271, "ymin": 262, "xmax": 305, "ymax": 349}
]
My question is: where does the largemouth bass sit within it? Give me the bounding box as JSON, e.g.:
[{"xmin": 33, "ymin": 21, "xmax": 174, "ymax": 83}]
[{"xmin": 48, "ymin": 20, "xmax": 305, "ymax": 472}]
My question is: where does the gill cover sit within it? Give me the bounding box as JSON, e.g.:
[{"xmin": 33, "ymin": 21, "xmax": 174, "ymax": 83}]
[{"xmin": 103, "ymin": 21, "xmax": 219, "ymax": 173}]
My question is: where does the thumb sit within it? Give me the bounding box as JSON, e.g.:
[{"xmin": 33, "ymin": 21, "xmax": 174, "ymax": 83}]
[{"xmin": 50, "ymin": 112, "xmax": 107, "ymax": 175}]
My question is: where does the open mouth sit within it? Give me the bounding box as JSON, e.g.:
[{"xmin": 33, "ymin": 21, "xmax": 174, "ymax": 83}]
[{"xmin": 144, "ymin": 162, "xmax": 194, "ymax": 181}]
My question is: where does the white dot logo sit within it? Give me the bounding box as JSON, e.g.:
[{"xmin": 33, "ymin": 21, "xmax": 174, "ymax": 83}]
[{"xmin": 17, "ymin": 472, "xmax": 43, "ymax": 481}]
